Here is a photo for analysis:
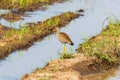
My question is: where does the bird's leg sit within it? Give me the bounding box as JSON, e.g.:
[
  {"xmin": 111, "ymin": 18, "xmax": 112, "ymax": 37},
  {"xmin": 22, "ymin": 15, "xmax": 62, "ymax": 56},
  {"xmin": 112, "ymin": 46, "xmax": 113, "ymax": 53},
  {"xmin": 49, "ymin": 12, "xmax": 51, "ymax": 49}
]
[{"xmin": 61, "ymin": 44, "xmax": 67, "ymax": 59}]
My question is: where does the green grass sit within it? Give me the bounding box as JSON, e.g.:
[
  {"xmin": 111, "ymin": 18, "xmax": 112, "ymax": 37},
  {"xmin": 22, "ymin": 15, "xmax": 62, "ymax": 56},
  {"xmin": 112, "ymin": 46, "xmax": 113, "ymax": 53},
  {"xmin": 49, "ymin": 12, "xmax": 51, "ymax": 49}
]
[
  {"xmin": 65, "ymin": 12, "xmax": 71, "ymax": 19},
  {"xmin": 3, "ymin": 25, "xmax": 31, "ymax": 42},
  {"xmin": 102, "ymin": 20, "xmax": 120, "ymax": 36},
  {"xmin": 77, "ymin": 20, "xmax": 120, "ymax": 63},
  {"xmin": 4, "ymin": 0, "xmax": 33, "ymax": 8},
  {"xmin": 2, "ymin": 0, "xmax": 53, "ymax": 9},
  {"xmin": 3, "ymin": 17, "xmax": 57, "ymax": 41},
  {"xmin": 54, "ymin": 17, "xmax": 60, "ymax": 26},
  {"xmin": 59, "ymin": 45, "xmax": 73, "ymax": 59}
]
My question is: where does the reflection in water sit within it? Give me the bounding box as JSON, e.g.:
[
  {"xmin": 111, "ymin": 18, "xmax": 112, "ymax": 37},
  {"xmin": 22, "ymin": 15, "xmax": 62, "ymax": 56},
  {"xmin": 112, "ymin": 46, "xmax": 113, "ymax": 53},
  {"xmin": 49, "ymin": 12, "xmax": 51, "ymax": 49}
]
[{"xmin": 0, "ymin": 0, "xmax": 120, "ymax": 80}]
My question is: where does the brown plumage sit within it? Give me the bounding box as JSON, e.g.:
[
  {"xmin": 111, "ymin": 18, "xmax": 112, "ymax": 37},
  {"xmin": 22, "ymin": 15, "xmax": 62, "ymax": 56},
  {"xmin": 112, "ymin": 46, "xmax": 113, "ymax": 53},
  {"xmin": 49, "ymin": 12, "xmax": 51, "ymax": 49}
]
[{"xmin": 56, "ymin": 27, "xmax": 74, "ymax": 45}]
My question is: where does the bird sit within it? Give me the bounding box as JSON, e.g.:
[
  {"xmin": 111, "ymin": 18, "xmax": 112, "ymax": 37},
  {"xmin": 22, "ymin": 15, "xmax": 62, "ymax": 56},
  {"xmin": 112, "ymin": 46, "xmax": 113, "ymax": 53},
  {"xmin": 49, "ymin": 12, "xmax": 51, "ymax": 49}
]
[{"xmin": 56, "ymin": 27, "xmax": 74, "ymax": 45}]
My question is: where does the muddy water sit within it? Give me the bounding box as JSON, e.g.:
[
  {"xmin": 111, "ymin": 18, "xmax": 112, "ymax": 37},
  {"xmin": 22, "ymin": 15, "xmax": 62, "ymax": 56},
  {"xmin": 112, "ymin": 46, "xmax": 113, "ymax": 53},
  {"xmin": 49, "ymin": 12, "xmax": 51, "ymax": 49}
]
[{"xmin": 0, "ymin": 0, "xmax": 120, "ymax": 80}]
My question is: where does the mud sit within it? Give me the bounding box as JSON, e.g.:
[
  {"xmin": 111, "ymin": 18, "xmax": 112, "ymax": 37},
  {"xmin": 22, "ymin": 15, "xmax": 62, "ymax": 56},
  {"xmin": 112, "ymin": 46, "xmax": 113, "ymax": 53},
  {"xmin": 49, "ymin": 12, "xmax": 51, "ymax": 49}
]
[
  {"xmin": 21, "ymin": 54, "xmax": 119, "ymax": 80},
  {"xmin": 0, "ymin": 0, "xmax": 67, "ymax": 12},
  {"xmin": 0, "ymin": 12, "xmax": 24, "ymax": 22}
]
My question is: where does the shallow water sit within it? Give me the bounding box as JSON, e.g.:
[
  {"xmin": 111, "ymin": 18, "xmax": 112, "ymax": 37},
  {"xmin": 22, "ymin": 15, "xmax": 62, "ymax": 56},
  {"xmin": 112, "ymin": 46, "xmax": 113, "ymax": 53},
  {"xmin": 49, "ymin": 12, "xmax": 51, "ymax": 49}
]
[
  {"xmin": 108, "ymin": 68, "xmax": 120, "ymax": 80},
  {"xmin": 0, "ymin": 0, "xmax": 85, "ymax": 29},
  {"xmin": 0, "ymin": 0, "xmax": 120, "ymax": 80},
  {"xmin": 0, "ymin": 10, "xmax": 10, "ymax": 14}
]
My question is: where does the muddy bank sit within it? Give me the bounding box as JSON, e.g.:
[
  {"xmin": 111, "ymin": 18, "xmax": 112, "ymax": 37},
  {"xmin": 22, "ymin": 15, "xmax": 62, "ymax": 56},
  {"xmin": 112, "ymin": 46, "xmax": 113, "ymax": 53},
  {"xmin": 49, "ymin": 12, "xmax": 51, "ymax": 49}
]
[
  {"xmin": 0, "ymin": 9, "xmax": 84, "ymax": 22},
  {"xmin": 0, "ymin": 0, "xmax": 67, "ymax": 12},
  {"xmin": 21, "ymin": 21, "xmax": 120, "ymax": 80},
  {"xmin": 0, "ymin": 12, "xmax": 24, "ymax": 22},
  {"xmin": 0, "ymin": 0, "xmax": 68, "ymax": 22},
  {"xmin": 0, "ymin": 24, "xmax": 15, "ymax": 38},
  {"xmin": 21, "ymin": 54, "xmax": 119, "ymax": 80},
  {"xmin": 0, "ymin": 12, "xmax": 80, "ymax": 59}
]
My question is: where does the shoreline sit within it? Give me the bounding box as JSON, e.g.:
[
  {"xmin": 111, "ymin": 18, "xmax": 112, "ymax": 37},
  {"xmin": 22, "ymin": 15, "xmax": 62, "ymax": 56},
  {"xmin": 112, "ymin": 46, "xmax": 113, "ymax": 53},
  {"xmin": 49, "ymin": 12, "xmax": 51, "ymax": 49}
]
[
  {"xmin": 0, "ymin": 12, "xmax": 80, "ymax": 59},
  {"xmin": 21, "ymin": 21, "xmax": 120, "ymax": 80}
]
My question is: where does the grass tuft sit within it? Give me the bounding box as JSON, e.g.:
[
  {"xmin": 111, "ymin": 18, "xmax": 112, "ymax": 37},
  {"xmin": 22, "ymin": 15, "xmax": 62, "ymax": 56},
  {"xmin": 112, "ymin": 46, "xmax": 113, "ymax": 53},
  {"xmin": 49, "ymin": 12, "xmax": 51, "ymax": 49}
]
[
  {"xmin": 60, "ymin": 45, "xmax": 73, "ymax": 59},
  {"xmin": 77, "ymin": 20, "xmax": 120, "ymax": 63}
]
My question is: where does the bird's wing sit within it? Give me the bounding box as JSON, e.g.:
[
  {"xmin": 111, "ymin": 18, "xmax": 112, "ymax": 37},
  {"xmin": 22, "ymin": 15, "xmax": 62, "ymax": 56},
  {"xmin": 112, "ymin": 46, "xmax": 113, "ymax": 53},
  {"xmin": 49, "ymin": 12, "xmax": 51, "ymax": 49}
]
[{"xmin": 58, "ymin": 32, "xmax": 72, "ymax": 43}]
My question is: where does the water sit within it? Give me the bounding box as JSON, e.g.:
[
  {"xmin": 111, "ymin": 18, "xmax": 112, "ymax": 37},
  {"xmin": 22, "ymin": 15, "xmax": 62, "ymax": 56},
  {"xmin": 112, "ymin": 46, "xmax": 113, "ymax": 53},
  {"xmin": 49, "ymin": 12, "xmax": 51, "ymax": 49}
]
[
  {"xmin": 108, "ymin": 68, "xmax": 120, "ymax": 80},
  {"xmin": 0, "ymin": 0, "xmax": 86, "ymax": 29},
  {"xmin": 0, "ymin": 0, "xmax": 120, "ymax": 80},
  {"xmin": 0, "ymin": 10, "xmax": 10, "ymax": 14}
]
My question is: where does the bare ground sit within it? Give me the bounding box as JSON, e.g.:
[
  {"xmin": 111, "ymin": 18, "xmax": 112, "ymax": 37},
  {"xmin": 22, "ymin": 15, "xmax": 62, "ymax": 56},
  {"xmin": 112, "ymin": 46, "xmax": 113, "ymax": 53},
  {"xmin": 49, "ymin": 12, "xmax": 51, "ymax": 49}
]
[{"xmin": 21, "ymin": 53, "xmax": 119, "ymax": 80}]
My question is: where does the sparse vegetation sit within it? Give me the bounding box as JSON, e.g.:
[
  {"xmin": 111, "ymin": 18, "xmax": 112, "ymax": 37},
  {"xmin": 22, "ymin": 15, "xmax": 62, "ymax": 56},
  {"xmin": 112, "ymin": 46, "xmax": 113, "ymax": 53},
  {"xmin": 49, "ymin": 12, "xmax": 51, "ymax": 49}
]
[
  {"xmin": 0, "ymin": 12, "xmax": 79, "ymax": 59},
  {"xmin": 60, "ymin": 45, "xmax": 73, "ymax": 59},
  {"xmin": 2, "ymin": 0, "xmax": 50, "ymax": 8},
  {"xmin": 65, "ymin": 12, "xmax": 71, "ymax": 19},
  {"xmin": 77, "ymin": 20, "xmax": 120, "ymax": 63},
  {"xmin": 0, "ymin": 0, "xmax": 66, "ymax": 11}
]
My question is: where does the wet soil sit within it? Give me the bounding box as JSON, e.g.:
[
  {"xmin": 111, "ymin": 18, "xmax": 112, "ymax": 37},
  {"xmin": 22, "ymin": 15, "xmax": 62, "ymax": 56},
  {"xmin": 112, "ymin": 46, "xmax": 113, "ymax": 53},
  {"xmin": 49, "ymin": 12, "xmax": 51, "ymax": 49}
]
[
  {"xmin": 0, "ymin": 24, "xmax": 15, "ymax": 38},
  {"xmin": 0, "ymin": 0, "xmax": 67, "ymax": 12},
  {"xmin": 0, "ymin": 0, "xmax": 68, "ymax": 22},
  {"xmin": 0, "ymin": 12, "xmax": 24, "ymax": 22},
  {"xmin": 21, "ymin": 53, "xmax": 119, "ymax": 80},
  {"xmin": 0, "ymin": 12, "xmax": 80, "ymax": 59}
]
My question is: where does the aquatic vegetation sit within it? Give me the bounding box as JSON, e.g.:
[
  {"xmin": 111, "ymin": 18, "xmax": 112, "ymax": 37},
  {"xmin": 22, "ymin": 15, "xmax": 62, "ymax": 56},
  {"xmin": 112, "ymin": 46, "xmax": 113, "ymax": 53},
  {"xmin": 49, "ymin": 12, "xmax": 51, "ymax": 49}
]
[{"xmin": 77, "ymin": 20, "xmax": 120, "ymax": 63}]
